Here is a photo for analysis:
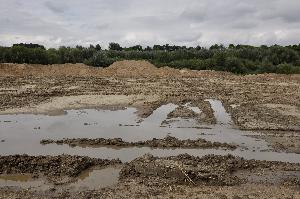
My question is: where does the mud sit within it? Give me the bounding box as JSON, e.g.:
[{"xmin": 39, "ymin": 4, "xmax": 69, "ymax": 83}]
[
  {"xmin": 40, "ymin": 135, "xmax": 237, "ymax": 150},
  {"xmin": 249, "ymin": 131, "xmax": 300, "ymax": 154},
  {"xmin": 0, "ymin": 61, "xmax": 299, "ymax": 131},
  {"xmin": 0, "ymin": 155, "xmax": 121, "ymax": 184},
  {"xmin": 120, "ymin": 154, "xmax": 300, "ymax": 186},
  {"xmin": 0, "ymin": 154, "xmax": 299, "ymax": 199},
  {"xmin": 0, "ymin": 61, "xmax": 299, "ymax": 198}
]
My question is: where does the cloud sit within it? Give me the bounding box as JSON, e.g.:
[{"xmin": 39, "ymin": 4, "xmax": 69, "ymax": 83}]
[
  {"xmin": 44, "ymin": 1, "xmax": 65, "ymax": 14},
  {"xmin": 0, "ymin": 0, "xmax": 300, "ymax": 48},
  {"xmin": 181, "ymin": 7, "xmax": 206, "ymax": 22}
]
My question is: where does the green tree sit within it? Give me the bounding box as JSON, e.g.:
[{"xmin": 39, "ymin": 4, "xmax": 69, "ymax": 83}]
[{"xmin": 109, "ymin": 43, "xmax": 123, "ymax": 51}]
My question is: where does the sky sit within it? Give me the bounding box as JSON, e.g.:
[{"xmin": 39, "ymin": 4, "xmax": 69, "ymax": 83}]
[{"xmin": 0, "ymin": 0, "xmax": 300, "ymax": 48}]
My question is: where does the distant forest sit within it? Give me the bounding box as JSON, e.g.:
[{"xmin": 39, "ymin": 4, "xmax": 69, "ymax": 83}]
[{"xmin": 1, "ymin": 42, "xmax": 300, "ymax": 74}]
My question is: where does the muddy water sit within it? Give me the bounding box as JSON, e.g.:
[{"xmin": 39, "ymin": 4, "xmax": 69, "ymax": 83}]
[
  {"xmin": 234, "ymin": 170, "xmax": 300, "ymax": 185},
  {"xmin": 0, "ymin": 100, "xmax": 300, "ymax": 164},
  {"xmin": 68, "ymin": 167, "xmax": 121, "ymax": 190},
  {"xmin": 1, "ymin": 99, "xmax": 300, "ymax": 190},
  {"xmin": 0, "ymin": 167, "xmax": 120, "ymax": 191},
  {"xmin": 0, "ymin": 174, "xmax": 49, "ymax": 190}
]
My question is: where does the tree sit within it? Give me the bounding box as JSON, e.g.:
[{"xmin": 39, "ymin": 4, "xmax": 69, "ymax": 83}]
[
  {"xmin": 95, "ymin": 44, "xmax": 102, "ymax": 51},
  {"xmin": 126, "ymin": 45, "xmax": 143, "ymax": 51},
  {"xmin": 109, "ymin": 42, "xmax": 123, "ymax": 51},
  {"xmin": 84, "ymin": 51, "xmax": 114, "ymax": 67}
]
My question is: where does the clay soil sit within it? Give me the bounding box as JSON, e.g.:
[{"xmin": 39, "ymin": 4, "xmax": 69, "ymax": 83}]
[{"xmin": 0, "ymin": 60, "xmax": 300, "ymax": 198}]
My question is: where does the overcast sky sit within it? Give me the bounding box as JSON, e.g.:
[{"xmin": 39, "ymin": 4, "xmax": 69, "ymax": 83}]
[{"xmin": 1, "ymin": 0, "xmax": 300, "ymax": 48}]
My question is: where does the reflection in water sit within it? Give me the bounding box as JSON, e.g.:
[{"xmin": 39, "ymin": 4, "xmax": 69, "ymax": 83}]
[
  {"xmin": 0, "ymin": 174, "xmax": 48, "ymax": 190},
  {"xmin": 0, "ymin": 100, "xmax": 299, "ymax": 163},
  {"xmin": 234, "ymin": 170, "xmax": 300, "ymax": 185},
  {"xmin": 0, "ymin": 168, "xmax": 121, "ymax": 191},
  {"xmin": 69, "ymin": 167, "xmax": 121, "ymax": 190},
  {"xmin": 205, "ymin": 99, "xmax": 232, "ymax": 125}
]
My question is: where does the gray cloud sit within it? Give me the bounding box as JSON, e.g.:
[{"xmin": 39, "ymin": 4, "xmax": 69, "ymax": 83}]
[
  {"xmin": 44, "ymin": 1, "xmax": 65, "ymax": 14},
  {"xmin": 0, "ymin": 0, "xmax": 299, "ymax": 48}
]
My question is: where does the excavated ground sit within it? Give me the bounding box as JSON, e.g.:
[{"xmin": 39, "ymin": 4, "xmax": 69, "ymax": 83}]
[
  {"xmin": 0, "ymin": 154, "xmax": 299, "ymax": 199},
  {"xmin": 0, "ymin": 61, "xmax": 299, "ymax": 198},
  {"xmin": 0, "ymin": 61, "xmax": 299, "ymax": 130}
]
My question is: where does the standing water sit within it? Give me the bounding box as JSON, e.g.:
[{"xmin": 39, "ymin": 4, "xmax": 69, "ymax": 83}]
[{"xmin": 0, "ymin": 100, "xmax": 299, "ymax": 163}]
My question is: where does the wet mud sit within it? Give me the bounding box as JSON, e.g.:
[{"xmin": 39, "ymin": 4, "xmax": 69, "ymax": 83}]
[
  {"xmin": 0, "ymin": 62, "xmax": 299, "ymax": 198},
  {"xmin": 0, "ymin": 155, "xmax": 121, "ymax": 184},
  {"xmin": 120, "ymin": 154, "xmax": 300, "ymax": 186},
  {"xmin": 40, "ymin": 135, "xmax": 237, "ymax": 150}
]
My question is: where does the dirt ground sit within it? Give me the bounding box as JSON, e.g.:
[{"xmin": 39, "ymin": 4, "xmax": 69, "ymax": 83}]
[
  {"xmin": 0, "ymin": 60, "xmax": 299, "ymax": 198},
  {"xmin": 0, "ymin": 61, "xmax": 299, "ymax": 129},
  {"xmin": 0, "ymin": 154, "xmax": 299, "ymax": 199}
]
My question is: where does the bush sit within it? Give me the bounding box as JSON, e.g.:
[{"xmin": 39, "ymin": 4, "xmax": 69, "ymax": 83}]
[
  {"xmin": 275, "ymin": 63, "xmax": 300, "ymax": 74},
  {"xmin": 1, "ymin": 43, "xmax": 300, "ymax": 74},
  {"xmin": 84, "ymin": 51, "xmax": 115, "ymax": 67}
]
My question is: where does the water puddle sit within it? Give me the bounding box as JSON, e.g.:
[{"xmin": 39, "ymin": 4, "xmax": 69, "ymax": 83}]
[
  {"xmin": 205, "ymin": 99, "xmax": 232, "ymax": 125},
  {"xmin": 184, "ymin": 102, "xmax": 202, "ymax": 114},
  {"xmin": 0, "ymin": 99, "xmax": 299, "ymax": 164},
  {"xmin": 68, "ymin": 167, "xmax": 120, "ymax": 190},
  {"xmin": 0, "ymin": 174, "xmax": 49, "ymax": 190},
  {"xmin": 234, "ymin": 170, "xmax": 300, "ymax": 185},
  {"xmin": 0, "ymin": 167, "xmax": 120, "ymax": 191}
]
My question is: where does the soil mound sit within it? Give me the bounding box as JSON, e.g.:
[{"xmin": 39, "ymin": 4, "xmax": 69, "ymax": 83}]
[
  {"xmin": 120, "ymin": 154, "xmax": 300, "ymax": 186},
  {"xmin": 0, "ymin": 61, "xmax": 233, "ymax": 78},
  {"xmin": 0, "ymin": 63, "xmax": 97, "ymax": 77},
  {"xmin": 40, "ymin": 135, "xmax": 237, "ymax": 149},
  {"xmin": 0, "ymin": 155, "xmax": 121, "ymax": 182},
  {"xmin": 103, "ymin": 60, "xmax": 158, "ymax": 77}
]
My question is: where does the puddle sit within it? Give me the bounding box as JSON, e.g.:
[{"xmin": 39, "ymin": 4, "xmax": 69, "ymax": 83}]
[
  {"xmin": 234, "ymin": 170, "xmax": 300, "ymax": 185},
  {"xmin": 0, "ymin": 100, "xmax": 299, "ymax": 164},
  {"xmin": 205, "ymin": 99, "xmax": 232, "ymax": 125},
  {"xmin": 68, "ymin": 167, "xmax": 120, "ymax": 190},
  {"xmin": 184, "ymin": 103, "xmax": 202, "ymax": 114},
  {"xmin": 0, "ymin": 167, "xmax": 120, "ymax": 191},
  {"xmin": 0, "ymin": 174, "xmax": 49, "ymax": 190}
]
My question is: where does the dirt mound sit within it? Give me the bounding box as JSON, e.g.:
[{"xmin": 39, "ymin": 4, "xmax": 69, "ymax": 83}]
[
  {"xmin": 0, "ymin": 63, "xmax": 97, "ymax": 77},
  {"xmin": 40, "ymin": 135, "xmax": 237, "ymax": 149},
  {"xmin": 120, "ymin": 154, "xmax": 300, "ymax": 186},
  {"xmin": 103, "ymin": 60, "xmax": 158, "ymax": 77},
  {"xmin": 0, "ymin": 155, "xmax": 121, "ymax": 183},
  {"xmin": 0, "ymin": 61, "xmax": 233, "ymax": 78},
  {"xmin": 103, "ymin": 60, "xmax": 228, "ymax": 78}
]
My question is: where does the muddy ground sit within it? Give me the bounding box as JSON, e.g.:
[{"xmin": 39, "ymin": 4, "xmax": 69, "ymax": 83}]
[
  {"xmin": 40, "ymin": 135, "xmax": 237, "ymax": 150},
  {"xmin": 0, "ymin": 61, "xmax": 299, "ymax": 129},
  {"xmin": 0, "ymin": 61, "xmax": 299, "ymax": 198},
  {"xmin": 249, "ymin": 131, "xmax": 300, "ymax": 154},
  {"xmin": 0, "ymin": 155, "xmax": 121, "ymax": 184},
  {"xmin": 0, "ymin": 61, "xmax": 299, "ymax": 152},
  {"xmin": 0, "ymin": 154, "xmax": 299, "ymax": 198}
]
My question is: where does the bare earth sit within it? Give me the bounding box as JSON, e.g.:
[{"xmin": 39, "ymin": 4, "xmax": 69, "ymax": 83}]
[{"xmin": 0, "ymin": 61, "xmax": 299, "ymax": 198}]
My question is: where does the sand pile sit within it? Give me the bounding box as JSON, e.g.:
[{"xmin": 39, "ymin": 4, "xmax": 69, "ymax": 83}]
[
  {"xmin": 0, "ymin": 60, "xmax": 234, "ymax": 78},
  {"xmin": 102, "ymin": 60, "xmax": 158, "ymax": 77},
  {"xmin": 0, "ymin": 63, "xmax": 97, "ymax": 77},
  {"xmin": 102, "ymin": 60, "xmax": 220, "ymax": 78}
]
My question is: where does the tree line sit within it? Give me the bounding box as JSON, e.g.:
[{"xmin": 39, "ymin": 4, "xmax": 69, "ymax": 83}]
[{"xmin": 0, "ymin": 42, "xmax": 300, "ymax": 74}]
